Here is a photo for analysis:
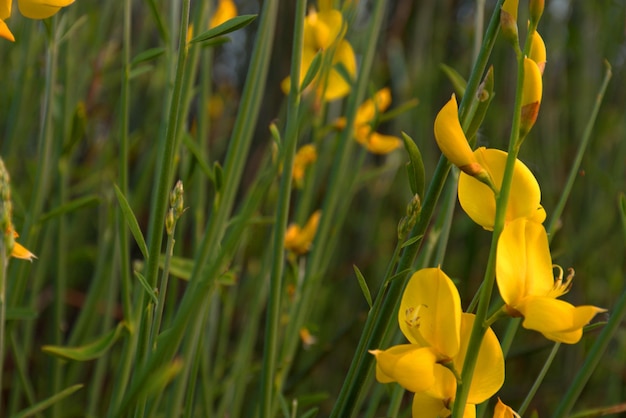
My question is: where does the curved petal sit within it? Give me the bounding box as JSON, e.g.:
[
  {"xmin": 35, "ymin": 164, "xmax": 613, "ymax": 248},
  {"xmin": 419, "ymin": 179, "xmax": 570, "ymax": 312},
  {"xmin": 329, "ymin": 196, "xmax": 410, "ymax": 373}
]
[
  {"xmin": 0, "ymin": 0, "xmax": 11, "ymax": 20},
  {"xmin": 323, "ymin": 40, "xmax": 356, "ymax": 101},
  {"xmin": 494, "ymin": 398, "xmax": 520, "ymax": 418},
  {"xmin": 496, "ymin": 218, "xmax": 554, "ymax": 306},
  {"xmin": 412, "ymin": 392, "xmax": 450, "ymax": 418},
  {"xmin": 529, "ymin": 31, "xmax": 547, "ymax": 74},
  {"xmin": 362, "ymin": 132, "xmax": 401, "ymax": 154},
  {"xmin": 455, "ymin": 314, "xmax": 505, "ymax": 404},
  {"xmin": 522, "ymin": 57, "xmax": 543, "ymax": 107},
  {"xmin": 522, "ymin": 297, "xmax": 605, "ymax": 343},
  {"xmin": 458, "ymin": 148, "xmax": 542, "ymax": 230},
  {"xmin": 434, "ymin": 94, "xmax": 482, "ymax": 174},
  {"xmin": 0, "ymin": 18, "xmax": 14, "ymax": 42},
  {"xmin": 18, "ymin": 0, "xmax": 74, "ymax": 20},
  {"xmin": 370, "ymin": 345, "xmax": 437, "ymax": 393},
  {"xmin": 399, "ymin": 267, "xmax": 462, "ymax": 358}
]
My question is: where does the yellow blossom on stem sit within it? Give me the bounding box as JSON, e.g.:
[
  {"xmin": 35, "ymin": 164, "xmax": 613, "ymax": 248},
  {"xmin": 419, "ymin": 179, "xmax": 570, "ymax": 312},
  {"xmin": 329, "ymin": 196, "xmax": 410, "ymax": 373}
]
[
  {"xmin": 209, "ymin": 0, "xmax": 238, "ymax": 29},
  {"xmin": 493, "ymin": 398, "xmax": 521, "ymax": 418},
  {"xmin": 10, "ymin": 230, "xmax": 35, "ymax": 261},
  {"xmin": 292, "ymin": 144, "xmax": 317, "ymax": 187},
  {"xmin": 284, "ymin": 210, "xmax": 321, "ymax": 255},
  {"xmin": 370, "ymin": 268, "xmax": 504, "ymax": 418},
  {"xmin": 458, "ymin": 147, "xmax": 546, "ymax": 230},
  {"xmin": 281, "ymin": 5, "xmax": 356, "ymax": 102},
  {"xmin": 496, "ymin": 218, "xmax": 606, "ymax": 343},
  {"xmin": 337, "ymin": 88, "xmax": 401, "ymax": 154},
  {"xmin": 434, "ymin": 94, "xmax": 491, "ymax": 181}
]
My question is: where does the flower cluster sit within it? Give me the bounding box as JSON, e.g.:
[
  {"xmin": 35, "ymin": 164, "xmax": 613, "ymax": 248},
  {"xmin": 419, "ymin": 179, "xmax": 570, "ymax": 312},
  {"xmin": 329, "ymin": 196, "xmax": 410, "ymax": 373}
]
[{"xmin": 370, "ymin": 268, "xmax": 504, "ymax": 417}]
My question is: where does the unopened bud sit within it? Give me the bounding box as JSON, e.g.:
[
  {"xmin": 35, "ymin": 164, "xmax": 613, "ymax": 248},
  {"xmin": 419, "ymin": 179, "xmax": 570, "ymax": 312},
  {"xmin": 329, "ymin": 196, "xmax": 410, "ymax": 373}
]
[
  {"xmin": 165, "ymin": 208, "xmax": 175, "ymax": 236},
  {"xmin": 529, "ymin": 0, "xmax": 544, "ymax": 26},
  {"xmin": 170, "ymin": 180, "xmax": 184, "ymax": 219},
  {"xmin": 519, "ymin": 58, "xmax": 543, "ymax": 138},
  {"xmin": 500, "ymin": 0, "xmax": 519, "ymax": 45}
]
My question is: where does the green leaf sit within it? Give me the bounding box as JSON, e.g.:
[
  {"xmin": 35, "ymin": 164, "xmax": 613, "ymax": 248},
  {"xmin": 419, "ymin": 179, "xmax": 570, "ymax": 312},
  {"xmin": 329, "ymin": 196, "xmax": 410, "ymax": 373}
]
[
  {"xmin": 300, "ymin": 51, "xmax": 322, "ymax": 92},
  {"xmin": 42, "ymin": 322, "xmax": 126, "ymax": 361},
  {"xmin": 13, "ymin": 384, "xmax": 84, "ymax": 418},
  {"xmin": 131, "ymin": 47, "xmax": 166, "ymax": 66},
  {"xmin": 401, "ymin": 132, "xmax": 425, "ymax": 198},
  {"xmin": 401, "ymin": 234, "xmax": 423, "ymax": 248},
  {"xmin": 161, "ymin": 255, "xmax": 236, "ymax": 286},
  {"xmin": 353, "ymin": 265, "xmax": 372, "ymax": 309},
  {"xmin": 135, "ymin": 271, "xmax": 158, "ymax": 304},
  {"xmin": 114, "ymin": 184, "xmax": 149, "ymax": 260},
  {"xmin": 440, "ymin": 63, "xmax": 467, "ymax": 98},
  {"xmin": 182, "ymin": 134, "xmax": 215, "ymax": 182},
  {"xmin": 39, "ymin": 195, "xmax": 100, "ymax": 223},
  {"xmin": 619, "ymin": 193, "xmax": 626, "ymax": 240},
  {"xmin": 129, "ymin": 65, "xmax": 154, "ymax": 79},
  {"xmin": 190, "ymin": 15, "xmax": 257, "ymax": 44},
  {"xmin": 213, "ymin": 161, "xmax": 224, "ymax": 192}
]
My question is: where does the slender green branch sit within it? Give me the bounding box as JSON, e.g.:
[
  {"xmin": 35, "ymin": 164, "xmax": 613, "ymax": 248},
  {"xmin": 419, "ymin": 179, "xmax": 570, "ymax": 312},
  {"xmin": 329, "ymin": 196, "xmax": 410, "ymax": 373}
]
[{"xmin": 258, "ymin": 0, "xmax": 306, "ymax": 415}]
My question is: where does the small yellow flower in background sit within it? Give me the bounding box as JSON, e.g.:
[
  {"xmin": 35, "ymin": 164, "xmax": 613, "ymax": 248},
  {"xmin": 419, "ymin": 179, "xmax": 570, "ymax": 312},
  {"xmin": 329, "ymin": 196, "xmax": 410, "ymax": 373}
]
[
  {"xmin": 10, "ymin": 229, "xmax": 36, "ymax": 261},
  {"xmin": 370, "ymin": 268, "xmax": 504, "ymax": 418},
  {"xmin": 434, "ymin": 94, "xmax": 491, "ymax": 181},
  {"xmin": 458, "ymin": 147, "xmax": 545, "ymax": 230},
  {"xmin": 493, "ymin": 398, "xmax": 521, "ymax": 418},
  {"xmin": 496, "ymin": 218, "xmax": 605, "ymax": 344},
  {"xmin": 292, "ymin": 144, "xmax": 317, "ymax": 187},
  {"xmin": 209, "ymin": 0, "xmax": 237, "ymax": 29},
  {"xmin": 1, "ymin": 0, "xmax": 74, "ymax": 42},
  {"xmin": 337, "ymin": 88, "xmax": 401, "ymax": 154},
  {"xmin": 299, "ymin": 327, "xmax": 317, "ymax": 349},
  {"xmin": 281, "ymin": 4, "xmax": 356, "ymax": 102},
  {"xmin": 284, "ymin": 210, "xmax": 321, "ymax": 255},
  {"xmin": 529, "ymin": 31, "xmax": 546, "ymax": 74}
]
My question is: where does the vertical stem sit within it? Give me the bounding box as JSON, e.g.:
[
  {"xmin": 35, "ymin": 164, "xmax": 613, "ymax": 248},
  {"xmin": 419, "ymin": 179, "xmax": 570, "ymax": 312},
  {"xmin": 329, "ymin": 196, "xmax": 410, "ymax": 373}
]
[{"xmin": 258, "ymin": 0, "xmax": 306, "ymax": 413}]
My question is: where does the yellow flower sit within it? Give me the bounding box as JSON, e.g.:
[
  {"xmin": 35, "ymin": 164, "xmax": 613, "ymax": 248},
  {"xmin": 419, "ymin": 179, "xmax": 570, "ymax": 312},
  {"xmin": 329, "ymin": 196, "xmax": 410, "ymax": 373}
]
[
  {"xmin": 1, "ymin": 0, "xmax": 74, "ymax": 42},
  {"xmin": 493, "ymin": 398, "xmax": 520, "ymax": 418},
  {"xmin": 496, "ymin": 218, "xmax": 605, "ymax": 343},
  {"xmin": 284, "ymin": 210, "xmax": 321, "ymax": 255},
  {"xmin": 371, "ymin": 268, "xmax": 504, "ymax": 418},
  {"xmin": 281, "ymin": 5, "xmax": 356, "ymax": 101},
  {"xmin": 209, "ymin": 0, "xmax": 237, "ymax": 29},
  {"xmin": 292, "ymin": 144, "xmax": 317, "ymax": 187},
  {"xmin": 434, "ymin": 94, "xmax": 490, "ymax": 179},
  {"xmin": 458, "ymin": 147, "xmax": 546, "ymax": 230},
  {"xmin": 9, "ymin": 230, "xmax": 36, "ymax": 261},
  {"xmin": 337, "ymin": 88, "xmax": 401, "ymax": 154}
]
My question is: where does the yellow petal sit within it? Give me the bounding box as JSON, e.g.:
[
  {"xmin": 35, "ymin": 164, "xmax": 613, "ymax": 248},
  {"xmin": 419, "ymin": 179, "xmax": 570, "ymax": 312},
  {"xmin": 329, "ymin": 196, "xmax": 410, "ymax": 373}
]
[
  {"xmin": 311, "ymin": 9, "xmax": 344, "ymax": 49},
  {"xmin": 522, "ymin": 297, "xmax": 606, "ymax": 344},
  {"xmin": 399, "ymin": 267, "xmax": 461, "ymax": 359},
  {"xmin": 493, "ymin": 398, "xmax": 520, "ymax": 418},
  {"xmin": 18, "ymin": 0, "xmax": 74, "ymax": 20},
  {"xmin": 412, "ymin": 392, "xmax": 452, "ymax": 418},
  {"xmin": 292, "ymin": 144, "xmax": 317, "ymax": 185},
  {"xmin": 501, "ymin": 0, "xmax": 518, "ymax": 21},
  {"xmin": 434, "ymin": 94, "xmax": 482, "ymax": 175},
  {"xmin": 455, "ymin": 314, "xmax": 505, "ymax": 404},
  {"xmin": 11, "ymin": 242, "xmax": 36, "ymax": 261},
  {"xmin": 284, "ymin": 211, "xmax": 321, "ymax": 255},
  {"xmin": 529, "ymin": 31, "xmax": 547, "ymax": 74},
  {"xmin": 458, "ymin": 148, "xmax": 542, "ymax": 230},
  {"xmin": 0, "ymin": 18, "xmax": 14, "ymax": 42},
  {"xmin": 0, "ymin": 0, "xmax": 11, "ymax": 19},
  {"xmin": 496, "ymin": 218, "xmax": 554, "ymax": 306},
  {"xmin": 520, "ymin": 57, "xmax": 543, "ymax": 136},
  {"xmin": 355, "ymin": 88, "xmax": 392, "ymax": 126},
  {"xmin": 361, "ymin": 132, "xmax": 401, "ymax": 155},
  {"xmin": 369, "ymin": 345, "xmax": 437, "ymax": 393},
  {"xmin": 209, "ymin": 0, "xmax": 238, "ymax": 29},
  {"xmin": 322, "ymin": 40, "xmax": 356, "ymax": 101}
]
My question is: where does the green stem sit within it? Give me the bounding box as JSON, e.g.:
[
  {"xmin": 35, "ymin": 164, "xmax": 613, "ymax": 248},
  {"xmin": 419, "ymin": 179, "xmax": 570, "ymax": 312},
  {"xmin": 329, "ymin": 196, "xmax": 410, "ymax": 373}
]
[
  {"xmin": 518, "ymin": 342, "xmax": 561, "ymax": 416},
  {"xmin": 0, "ymin": 249, "xmax": 6, "ymax": 410},
  {"xmin": 115, "ymin": 0, "xmax": 280, "ymax": 411},
  {"xmin": 331, "ymin": 2, "xmax": 504, "ymax": 415},
  {"xmin": 258, "ymin": 0, "xmax": 306, "ymax": 415}
]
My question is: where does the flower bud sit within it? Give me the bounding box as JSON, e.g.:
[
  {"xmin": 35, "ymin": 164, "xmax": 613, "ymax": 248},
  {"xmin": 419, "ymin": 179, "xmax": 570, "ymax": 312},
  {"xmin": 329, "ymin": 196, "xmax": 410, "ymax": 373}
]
[
  {"xmin": 434, "ymin": 94, "xmax": 486, "ymax": 178},
  {"xmin": 529, "ymin": 0, "xmax": 545, "ymax": 26},
  {"xmin": 529, "ymin": 31, "xmax": 546, "ymax": 74},
  {"xmin": 520, "ymin": 57, "xmax": 543, "ymax": 138},
  {"xmin": 500, "ymin": 0, "xmax": 519, "ymax": 45}
]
